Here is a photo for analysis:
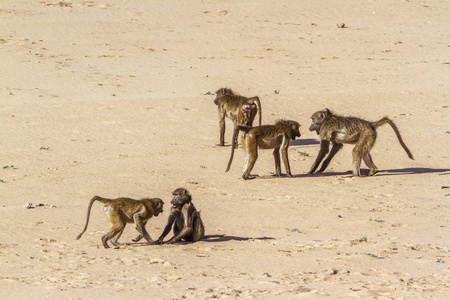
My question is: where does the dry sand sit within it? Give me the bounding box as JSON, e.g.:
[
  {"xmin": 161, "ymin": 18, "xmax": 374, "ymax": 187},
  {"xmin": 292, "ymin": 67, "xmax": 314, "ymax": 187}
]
[{"xmin": 1, "ymin": 0, "xmax": 449, "ymax": 299}]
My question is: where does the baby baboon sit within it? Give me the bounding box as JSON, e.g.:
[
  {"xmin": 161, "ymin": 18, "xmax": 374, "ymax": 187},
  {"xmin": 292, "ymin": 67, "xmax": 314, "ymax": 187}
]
[
  {"xmin": 214, "ymin": 88, "xmax": 262, "ymax": 146},
  {"xmin": 226, "ymin": 119, "xmax": 301, "ymax": 180},
  {"xmin": 308, "ymin": 108, "xmax": 414, "ymax": 176},
  {"xmin": 76, "ymin": 196, "xmax": 164, "ymax": 248},
  {"xmin": 157, "ymin": 188, "xmax": 205, "ymax": 244}
]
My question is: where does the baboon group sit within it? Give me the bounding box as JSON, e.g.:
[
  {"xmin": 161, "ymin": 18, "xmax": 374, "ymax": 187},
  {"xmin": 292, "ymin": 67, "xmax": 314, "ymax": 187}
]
[{"xmin": 77, "ymin": 87, "xmax": 414, "ymax": 248}]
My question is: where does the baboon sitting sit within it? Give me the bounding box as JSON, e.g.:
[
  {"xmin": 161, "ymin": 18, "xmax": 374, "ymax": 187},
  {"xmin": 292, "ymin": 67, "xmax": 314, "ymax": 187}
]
[
  {"xmin": 214, "ymin": 88, "xmax": 262, "ymax": 146},
  {"xmin": 76, "ymin": 196, "xmax": 164, "ymax": 248},
  {"xmin": 308, "ymin": 108, "xmax": 414, "ymax": 176},
  {"xmin": 226, "ymin": 119, "xmax": 301, "ymax": 180},
  {"xmin": 157, "ymin": 188, "xmax": 205, "ymax": 244}
]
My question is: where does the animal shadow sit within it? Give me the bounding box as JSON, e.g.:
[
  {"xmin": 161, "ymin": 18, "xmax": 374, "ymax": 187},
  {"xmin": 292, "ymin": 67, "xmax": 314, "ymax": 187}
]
[{"xmin": 202, "ymin": 235, "xmax": 274, "ymax": 243}]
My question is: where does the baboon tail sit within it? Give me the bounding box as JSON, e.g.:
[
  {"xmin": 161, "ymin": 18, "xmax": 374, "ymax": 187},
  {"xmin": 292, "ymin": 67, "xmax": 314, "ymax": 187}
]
[
  {"xmin": 75, "ymin": 196, "xmax": 105, "ymax": 240},
  {"xmin": 254, "ymin": 96, "xmax": 262, "ymax": 126},
  {"xmin": 225, "ymin": 125, "xmax": 252, "ymax": 172},
  {"xmin": 371, "ymin": 117, "xmax": 414, "ymax": 160}
]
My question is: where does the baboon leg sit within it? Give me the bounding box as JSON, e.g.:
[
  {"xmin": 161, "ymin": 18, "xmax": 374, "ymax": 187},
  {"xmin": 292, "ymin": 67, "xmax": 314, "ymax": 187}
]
[
  {"xmin": 242, "ymin": 142, "xmax": 258, "ymax": 180},
  {"xmin": 192, "ymin": 215, "xmax": 205, "ymax": 242},
  {"xmin": 134, "ymin": 214, "xmax": 154, "ymax": 245},
  {"xmin": 281, "ymin": 138, "xmax": 293, "ymax": 177},
  {"xmin": 364, "ymin": 153, "xmax": 378, "ymax": 176},
  {"xmin": 273, "ymin": 148, "xmax": 281, "ymax": 176},
  {"xmin": 110, "ymin": 226, "xmax": 126, "ymax": 247},
  {"xmin": 353, "ymin": 132, "xmax": 376, "ymax": 176},
  {"xmin": 102, "ymin": 223, "xmax": 125, "ymax": 249},
  {"xmin": 318, "ymin": 143, "xmax": 343, "ymax": 173},
  {"xmin": 132, "ymin": 220, "xmax": 148, "ymax": 242},
  {"xmin": 309, "ymin": 140, "xmax": 330, "ymax": 174},
  {"xmin": 219, "ymin": 110, "xmax": 226, "ymax": 146}
]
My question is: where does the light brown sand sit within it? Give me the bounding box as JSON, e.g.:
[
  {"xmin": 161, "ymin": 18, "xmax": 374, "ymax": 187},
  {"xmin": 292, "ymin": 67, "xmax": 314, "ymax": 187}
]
[{"xmin": 1, "ymin": 0, "xmax": 449, "ymax": 299}]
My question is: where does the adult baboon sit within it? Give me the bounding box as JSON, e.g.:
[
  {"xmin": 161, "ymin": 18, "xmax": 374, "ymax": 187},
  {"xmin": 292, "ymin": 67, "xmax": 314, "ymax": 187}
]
[
  {"xmin": 76, "ymin": 196, "xmax": 164, "ymax": 248},
  {"xmin": 214, "ymin": 88, "xmax": 262, "ymax": 146},
  {"xmin": 226, "ymin": 119, "xmax": 301, "ymax": 180},
  {"xmin": 157, "ymin": 188, "xmax": 205, "ymax": 244},
  {"xmin": 308, "ymin": 108, "xmax": 414, "ymax": 176}
]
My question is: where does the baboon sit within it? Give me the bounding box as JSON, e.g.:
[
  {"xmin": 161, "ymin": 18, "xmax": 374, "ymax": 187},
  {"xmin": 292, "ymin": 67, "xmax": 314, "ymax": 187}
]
[
  {"xmin": 76, "ymin": 196, "xmax": 164, "ymax": 248},
  {"xmin": 214, "ymin": 88, "xmax": 262, "ymax": 146},
  {"xmin": 308, "ymin": 108, "xmax": 414, "ymax": 176},
  {"xmin": 226, "ymin": 119, "xmax": 301, "ymax": 180},
  {"xmin": 157, "ymin": 188, "xmax": 205, "ymax": 244}
]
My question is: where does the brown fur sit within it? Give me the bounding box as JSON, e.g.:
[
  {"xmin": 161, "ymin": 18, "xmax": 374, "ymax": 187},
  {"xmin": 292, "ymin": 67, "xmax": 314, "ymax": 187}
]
[
  {"xmin": 308, "ymin": 108, "xmax": 414, "ymax": 176},
  {"xmin": 226, "ymin": 119, "xmax": 301, "ymax": 180},
  {"xmin": 76, "ymin": 196, "xmax": 164, "ymax": 248},
  {"xmin": 157, "ymin": 188, "xmax": 205, "ymax": 244},
  {"xmin": 214, "ymin": 88, "xmax": 262, "ymax": 146}
]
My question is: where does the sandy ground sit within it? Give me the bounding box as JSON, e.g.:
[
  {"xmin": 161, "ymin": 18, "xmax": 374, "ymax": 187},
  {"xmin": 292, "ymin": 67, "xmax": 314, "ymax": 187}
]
[{"xmin": 1, "ymin": 0, "xmax": 449, "ymax": 299}]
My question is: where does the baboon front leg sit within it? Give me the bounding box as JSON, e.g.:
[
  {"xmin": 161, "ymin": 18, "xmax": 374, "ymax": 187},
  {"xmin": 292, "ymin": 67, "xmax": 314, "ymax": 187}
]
[
  {"xmin": 281, "ymin": 140, "xmax": 293, "ymax": 177},
  {"xmin": 318, "ymin": 143, "xmax": 343, "ymax": 173},
  {"xmin": 352, "ymin": 145, "xmax": 363, "ymax": 177},
  {"xmin": 132, "ymin": 220, "xmax": 148, "ymax": 242},
  {"xmin": 273, "ymin": 148, "xmax": 282, "ymax": 176},
  {"xmin": 219, "ymin": 111, "xmax": 226, "ymax": 146},
  {"xmin": 134, "ymin": 215, "xmax": 155, "ymax": 245},
  {"xmin": 309, "ymin": 140, "xmax": 330, "ymax": 174}
]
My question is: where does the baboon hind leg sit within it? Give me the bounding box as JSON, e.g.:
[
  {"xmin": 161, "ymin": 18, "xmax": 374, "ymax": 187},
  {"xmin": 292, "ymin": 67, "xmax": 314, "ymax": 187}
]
[
  {"xmin": 219, "ymin": 110, "xmax": 226, "ymax": 146},
  {"xmin": 102, "ymin": 223, "xmax": 125, "ymax": 249},
  {"xmin": 192, "ymin": 215, "xmax": 205, "ymax": 242},
  {"xmin": 364, "ymin": 153, "xmax": 378, "ymax": 176},
  {"xmin": 242, "ymin": 146, "xmax": 258, "ymax": 180},
  {"xmin": 352, "ymin": 133, "xmax": 376, "ymax": 177}
]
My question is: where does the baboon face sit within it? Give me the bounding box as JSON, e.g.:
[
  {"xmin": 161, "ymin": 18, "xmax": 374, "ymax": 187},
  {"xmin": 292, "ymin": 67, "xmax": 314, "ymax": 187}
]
[
  {"xmin": 309, "ymin": 109, "xmax": 330, "ymax": 133},
  {"xmin": 290, "ymin": 122, "xmax": 301, "ymax": 140},
  {"xmin": 171, "ymin": 188, "xmax": 191, "ymax": 209},
  {"xmin": 153, "ymin": 198, "xmax": 164, "ymax": 216}
]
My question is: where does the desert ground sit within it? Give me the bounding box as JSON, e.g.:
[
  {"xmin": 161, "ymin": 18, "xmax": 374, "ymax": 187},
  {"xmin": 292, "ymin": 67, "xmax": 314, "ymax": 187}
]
[{"xmin": 1, "ymin": 0, "xmax": 449, "ymax": 299}]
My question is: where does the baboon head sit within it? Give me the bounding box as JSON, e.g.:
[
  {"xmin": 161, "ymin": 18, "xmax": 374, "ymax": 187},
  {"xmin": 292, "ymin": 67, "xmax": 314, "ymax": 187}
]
[
  {"xmin": 152, "ymin": 198, "xmax": 164, "ymax": 216},
  {"xmin": 309, "ymin": 108, "xmax": 331, "ymax": 134},
  {"xmin": 171, "ymin": 188, "xmax": 191, "ymax": 209},
  {"xmin": 289, "ymin": 121, "xmax": 301, "ymax": 140},
  {"xmin": 214, "ymin": 88, "xmax": 235, "ymax": 104}
]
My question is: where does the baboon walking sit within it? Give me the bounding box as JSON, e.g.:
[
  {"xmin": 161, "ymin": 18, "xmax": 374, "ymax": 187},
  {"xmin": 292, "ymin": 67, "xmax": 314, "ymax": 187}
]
[
  {"xmin": 76, "ymin": 196, "xmax": 164, "ymax": 248},
  {"xmin": 308, "ymin": 108, "xmax": 414, "ymax": 176},
  {"xmin": 214, "ymin": 88, "xmax": 262, "ymax": 146},
  {"xmin": 226, "ymin": 119, "xmax": 301, "ymax": 180}
]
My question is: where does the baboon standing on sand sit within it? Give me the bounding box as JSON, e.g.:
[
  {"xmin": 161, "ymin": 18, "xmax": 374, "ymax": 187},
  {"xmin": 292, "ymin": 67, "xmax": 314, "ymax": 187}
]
[{"xmin": 308, "ymin": 108, "xmax": 414, "ymax": 176}]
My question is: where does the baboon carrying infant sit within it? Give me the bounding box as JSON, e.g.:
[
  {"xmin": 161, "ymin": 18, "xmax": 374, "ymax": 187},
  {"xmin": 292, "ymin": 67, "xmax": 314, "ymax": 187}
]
[
  {"xmin": 308, "ymin": 108, "xmax": 414, "ymax": 176},
  {"xmin": 76, "ymin": 196, "xmax": 164, "ymax": 248},
  {"xmin": 214, "ymin": 88, "xmax": 262, "ymax": 146}
]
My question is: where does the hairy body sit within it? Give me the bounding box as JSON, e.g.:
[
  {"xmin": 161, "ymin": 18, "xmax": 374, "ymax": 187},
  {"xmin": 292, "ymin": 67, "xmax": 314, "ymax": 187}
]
[
  {"xmin": 309, "ymin": 108, "xmax": 414, "ymax": 176},
  {"xmin": 226, "ymin": 119, "xmax": 301, "ymax": 180},
  {"xmin": 214, "ymin": 88, "xmax": 262, "ymax": 146},
  {"xmin": 157, "ymin": 188, "xmax": 205, "ymax": 244},
  {"xmin": 76, "ymin": 196, "xmax": 164, "ymax": 248}
]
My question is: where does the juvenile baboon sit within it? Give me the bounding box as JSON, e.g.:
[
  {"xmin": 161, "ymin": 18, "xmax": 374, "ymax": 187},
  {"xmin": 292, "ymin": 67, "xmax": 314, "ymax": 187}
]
[
  {"xmin": 157, "ymin": 188, "xmax": 205, "ymax": 244},
  {"xmin": 76, "ymin": 196, "xmax": 164, "ymax": 248},
  {"xmin": 226, "ymin": 119, "xmax": 301, "ymax": 180},
  {"xmin": 214, "ymin": 88, "xmax": 262, "ymax": 146},
  {"xmin": 308, "ymin": 108, "xmax": 414, "ymax": 176}
]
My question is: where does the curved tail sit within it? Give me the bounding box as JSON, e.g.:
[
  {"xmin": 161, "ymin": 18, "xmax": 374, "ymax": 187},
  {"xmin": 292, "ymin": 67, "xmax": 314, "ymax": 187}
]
[
  {"xmin": 253, "ymin": 96, "xmax": 262, "ymax": 126},
  {"xmin": 75, "ymin": 196, "xmax": 109, "ymax": 240},
  {"xmin": 225, "ymin": 125, "xmax": 252, "ymax": 172},
  {"xmin": 371, "ymin": 117, "xmax": 414, "ymax": 160}
]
